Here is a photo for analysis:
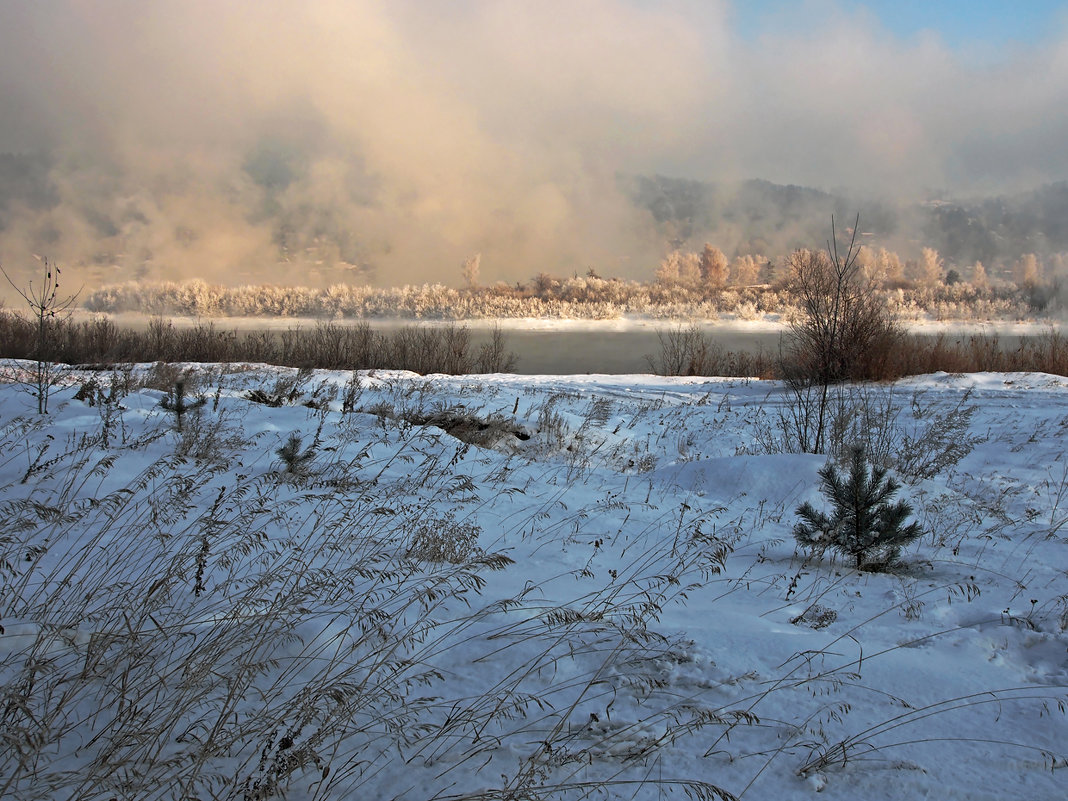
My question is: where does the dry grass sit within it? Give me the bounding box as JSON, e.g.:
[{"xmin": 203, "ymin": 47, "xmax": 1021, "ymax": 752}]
[
  {"xmin": 3, "ymin": 364, "xmax": 1066, "ymax": 799},
  {"xmin": 0, "ymin": 371, "xmax": 742, "ymax": 800}
]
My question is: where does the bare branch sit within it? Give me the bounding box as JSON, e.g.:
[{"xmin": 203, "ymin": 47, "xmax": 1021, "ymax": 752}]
[{"xmin": 0, "ymin": 257, "xmax": 81, "ymax": 413}]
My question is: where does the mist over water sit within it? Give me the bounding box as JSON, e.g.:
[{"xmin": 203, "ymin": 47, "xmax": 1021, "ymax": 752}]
[{"xmin": 1, "ymin": 1, "xmax": 1067, "ymax": 297}]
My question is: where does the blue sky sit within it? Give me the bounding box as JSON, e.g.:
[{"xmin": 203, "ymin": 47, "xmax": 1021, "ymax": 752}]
[{"xmin": 735, "ymin": 0, "xmax": 1068, "ymax": 49}]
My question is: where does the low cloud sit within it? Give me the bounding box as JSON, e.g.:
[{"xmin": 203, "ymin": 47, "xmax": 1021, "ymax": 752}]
[{"xmin": 0, "ymin": 0, "xmax": 1065, "ymax": 294}]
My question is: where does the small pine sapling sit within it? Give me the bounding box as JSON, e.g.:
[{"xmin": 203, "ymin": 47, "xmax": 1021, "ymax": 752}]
[
  {"xmin": 795, "ymin": 446, "xmax": 922, "ymax": 571},
  {"xmin": 160, "ymin": 378, "xmax": 207, "ymax": 432},
  {"xmin": 276, "ymin": 433, "xmax": 316, "ymax": 475}
]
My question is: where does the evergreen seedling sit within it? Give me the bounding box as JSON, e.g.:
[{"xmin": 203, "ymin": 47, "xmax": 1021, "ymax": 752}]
[
  {"xmin": 795, "ymin": 447, "xmax": 922, "ymax": 571},
  {"xmin": 276, "ymin": 433, "xmax": 316, "ymax": 474},
  {"xmin": 160, "ymin": 378, "xmax": 207, "ymax": 432}
]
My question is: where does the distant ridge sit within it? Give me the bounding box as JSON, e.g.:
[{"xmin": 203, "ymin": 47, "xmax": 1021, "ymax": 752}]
[{"xmin": 624, "ymin": 174, "xmax": 1068, "ymax": 266}]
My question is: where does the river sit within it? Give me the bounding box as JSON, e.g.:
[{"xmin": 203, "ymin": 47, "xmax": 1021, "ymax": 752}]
[{"xmin": 99, "ymin": 314, "xmax": 1058, "ymax": 375}]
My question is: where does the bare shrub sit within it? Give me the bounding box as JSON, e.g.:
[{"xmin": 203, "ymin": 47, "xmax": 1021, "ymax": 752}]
[
  {"xmin": 173, "ymin": 405, "xmax": 248, "ymax": 465},
  {"xmin": 1, "ymin": 257, "xmax": 80, "ymax": 413},
  {"xmin": 823, "ymin": 384, "xmax": 900, "ymax": 467},
  {"xmin": 779, "ymin": 218, "xmax": 904, "ymax": 452},
  {"xmin": 758, "ymin": 381, "xmax": 826, "ymax": 455},
  {"xmin": 177, "ymin": 322, "xmax": 238, "ymax": 363},
  {"xmin": 0, "ymin": 307, "xmax": 35, "ymax": 358},
  {"xmin": 783, "ymin": 242, "xmax": 901, "ymax": 385},
  {"xmin": 289, "ymin": 320, "xmax": 381, "ymax": 369},
  {"xmin": 340, "ymin": 372, "xmax": 364, "ymax": 413},
  {"xmin": 146, "ymin": 315, "xmax": 179, "ymax": 361},
  {"xmin": 475, "ymin": 323, "xmax": 518, "ymax": 373},
  {"xmin": 760, "ymin": 385, "xmax": 981, "ymax": 484},
  {"xmin": 73, "ymin": 369, "xmax": 131, "ymax": 448},
  {"xmin": 892, "ymin": 390, "xmax": 983, "ymax": 482},
  {"xmin": 647, "ymin": 323, "xmax": 722, "ymax": 376},
  {"xmin": 383, "ymin": 324, "xmax": 475, "ymax": 374},
  {"xmin": 140, "ymin": 361, "xmax": 192, "ymax": 392},
  {"xmin": 1, "ymin": 306, "xmax": 518, "ymax": 376},
  {"xmin": 246, "ymin": 368, "xmax": 313, "ymax": 407},
  {"xmin": 1020, "ymin": 328, "xmax": 1068, "ymax": 375},
  {"xmin": 831, "ymin": 386, "xmax": 981, "ymax": 482}
]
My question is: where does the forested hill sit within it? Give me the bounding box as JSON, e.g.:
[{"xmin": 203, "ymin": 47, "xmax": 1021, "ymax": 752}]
[
  {"xmin": 625, "ymin": 173, "xmax": 1068, "ymax": 266},
  {"xmin": 3, "ymin": 149, "xmax": 1066, "ymax": 279}
]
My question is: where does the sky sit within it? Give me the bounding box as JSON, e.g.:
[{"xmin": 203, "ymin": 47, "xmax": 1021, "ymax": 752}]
[
  {"xmin": 735, "ymin": 0, "xmax": 1068, "ymax": 49},
  {"xmin": 0, "ymin": 0, "xmax": 1066, "ymax": 287}
]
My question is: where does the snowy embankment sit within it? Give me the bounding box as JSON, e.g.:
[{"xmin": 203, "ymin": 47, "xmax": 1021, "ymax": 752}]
[
  {"xmin": 84, "ymin": 309, "xmax": 1066, "ymax": 334},
  {"xmin": 1, "ymin": 364, "xmax": 1066, "ymax": 800}
]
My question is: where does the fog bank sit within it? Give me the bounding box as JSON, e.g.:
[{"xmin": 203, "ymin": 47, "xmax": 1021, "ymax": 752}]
[{"xmin": 1, "ymin": 0, "xmax": 1066, "ymax": 293}]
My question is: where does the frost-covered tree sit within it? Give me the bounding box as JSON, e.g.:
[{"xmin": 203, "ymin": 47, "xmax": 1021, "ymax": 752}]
[
  {"xmin": 971, "ymin": 260, "xmax": 988, "ymax": 290},
  {"xmin": 853, "ymin": 245, "xmax": 875, "ymax": 282},
  {"xmin": 655, "ymin": 250, "xmax": 700, "ymax": 286},
  {"xmin": 461, "ymin": 253, "xmax": 481, "ymax": 289},
  {"xmin": 795, "ymin": 447, "xmax": 922, "ymax": 571},
  {"xmin": 876, "ymin": 247, "xmax": 904, "ymax": 285},
  {"xmin": 920, "ymin": 247, "xmax": 944, "ymax": 286},
  {"xmin": 655, "ymin": 251, "xmax": 681, "ymax": 285},
  {"xmin": 530, "ymin": 272, "xmax": 560, "ymax": 298},
  {"xmin": 730, "ymin": 254, "xmax": 760, "ymax": 287},
  {"xmin": 678, "ymin": 251, "xmax": 702, "ymax": 285},
  {"xmin": 1013, "ymin": 253, "xmax": 1041, "ymax": 290},
  {"xmin": 699, "ymin": 244, "xmax": 728, "ymax": 288}
]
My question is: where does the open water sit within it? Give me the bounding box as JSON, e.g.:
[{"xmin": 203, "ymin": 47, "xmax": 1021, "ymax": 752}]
[{"xmin": 107, "ymin": 314, "xmax": 1048, "ymax": 375}]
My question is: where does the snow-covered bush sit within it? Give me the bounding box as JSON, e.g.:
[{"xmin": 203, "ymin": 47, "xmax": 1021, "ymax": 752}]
[{"xmin": 76, "ymin": 272, "xmax": 1052, "ymax": 326}]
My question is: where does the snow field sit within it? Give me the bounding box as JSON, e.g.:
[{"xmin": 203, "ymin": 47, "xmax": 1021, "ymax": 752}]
[{"xmin": 0, "ymin": 363, "xmax": 1066, "ymax": 799}]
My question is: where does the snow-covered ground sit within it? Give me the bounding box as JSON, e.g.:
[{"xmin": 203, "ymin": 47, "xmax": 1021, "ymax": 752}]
[{"xmin": 1, "ymin": 363, "xmax": 1066, "ymax": 800}]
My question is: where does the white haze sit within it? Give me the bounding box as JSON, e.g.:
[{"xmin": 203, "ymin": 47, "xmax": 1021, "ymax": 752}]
[{"xmin": 0, "ymin": 0, "xmax": 1066, "ymax": 290}]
